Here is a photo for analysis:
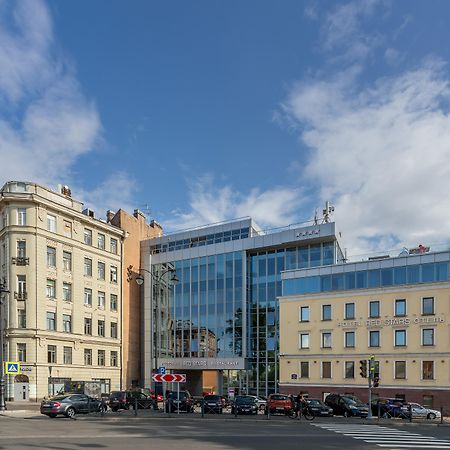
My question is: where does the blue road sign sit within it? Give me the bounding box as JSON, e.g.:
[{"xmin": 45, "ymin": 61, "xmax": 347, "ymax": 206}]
[
  {"xmin": 5, "ymin": 362, "xmax": 21, "ymax": 374},
  {"xmin": 158, "ymin": 367, "xmax": 166, "ymax": 375}
]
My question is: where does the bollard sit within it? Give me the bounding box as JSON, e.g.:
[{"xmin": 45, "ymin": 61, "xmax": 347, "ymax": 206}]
[
  {"xmin": 101, "ymin": 398, "xmax": 105, "ymax": 417},
  {"xmin": 201, "ymin": 400, "xmax": 204, "ymax": 418},
  {"xmin": 441, "ymin": 407, "xmax": 444, "ymax": 425},
  {"xmin": 408, "ymin": 403, "xmax": 412, "ymax": 423},
  {"xmin": 134, "ymin": 397, "xmax": 138, "ymax": 417},
  {"xmin": 267, "ymin": 405, "xmax": 270, "ymax": 420},
  {"xmin": 234, "ymin": 403, "xmax": 238, "ymax": 418},
  {"xmin": 87, "ymin": 397, "xmax": 90, "ymax": 414},
  {"xmin": 377, "ymin": 402, "xmax": 381, "ymax": 421}
]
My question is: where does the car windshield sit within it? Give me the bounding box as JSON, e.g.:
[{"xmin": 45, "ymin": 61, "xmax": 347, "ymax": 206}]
[
  {"xmin": 204, "ymin": 395, "xmax": 221, "ymax": 401},
  {"xmin": 110, "ymin": 392, "xmax": 124, "ymax": 398},
  {"xmin": 48, "ymin": 395, "xmax": 68, "ymax": 401},
  {"xmin": 235, "ymin": 396, "xmax": 255, "ymax": 404},
  {"xmin": 270, "ymin": 395, "xmax": 289, "ymax": 401},
  {"xmin": 307, "ymin": 400, "xmax": 322, "ymax": 406},
  {"xmin": 343, "ymin": 396, "xmax": 364, "ymax": 406}
]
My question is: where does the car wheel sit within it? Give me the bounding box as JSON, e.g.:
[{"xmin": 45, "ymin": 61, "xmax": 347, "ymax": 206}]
[
  {"xmin": 48, "ymin": 414, "xmax": 57, "ymax": 418},
  {"xmin": 427, "ymin": 413, "xmax": 436, "ymax": 420},
  {"xmin": 65, "ymin": 407, "xmax": 76, "ymax": 419}
]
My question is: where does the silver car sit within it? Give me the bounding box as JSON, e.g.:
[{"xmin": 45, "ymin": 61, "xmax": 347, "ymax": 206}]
[{"xmin": 408, "ymin": 402, "xmax": 441, "ymax": 420}]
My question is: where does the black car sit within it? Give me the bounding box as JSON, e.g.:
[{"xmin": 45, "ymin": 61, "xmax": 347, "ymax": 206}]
[
  {"xmin": 165, "ymin": 391, "xmax": 194, "ymax": 413},
  {"xmin": 231, "ymin": 396, "xmax": 258, "ymax": 415},
  {"xmin": 41, "ymin": 394, "xmax": 104, "ymax": 418},
  {"xmin": 203, "ymin": 395, "xmax": 223, "ymax": 414},
  {"xmin": 325, "ymin": 394, "xmax": 369, "ymax": 417},
  {"xmin": 306, "ymin": 398, "xmax": 334, "ymax": 417},
  {"xmin": 109, "ymin": 391, "xmax": 154, "ymax": 411},
  {"xmin": 371, "ymin": 398, "xmax": 410, "ymax": 418}
]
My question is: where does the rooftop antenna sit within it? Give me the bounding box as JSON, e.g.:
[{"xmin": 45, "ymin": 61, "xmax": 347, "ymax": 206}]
[
  {"xmin": 313, "ymin": 209, "xmax": 319, "ymax": 225},
  {"xmin": 140, "ymin": 203, "xmax": 151, "ymax": 221},
  {"xmin": 322, "ymin": 201, "xmax": 335, "ymax": 223}
]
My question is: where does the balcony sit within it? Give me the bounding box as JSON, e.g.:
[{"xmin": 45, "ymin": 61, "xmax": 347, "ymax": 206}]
[
  {"xmin": 12, "ymin": 257, "xmax": 29, "ymax": 266},
  {"xmin": 14, "ymin": 291, "xmax": 27, "ymax": 301}
]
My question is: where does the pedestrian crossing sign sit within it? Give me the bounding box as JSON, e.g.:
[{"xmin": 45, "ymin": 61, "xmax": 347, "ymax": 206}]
[{"xmin": 5, "ymin": 362, "xmax": 21, "ymax": 374}]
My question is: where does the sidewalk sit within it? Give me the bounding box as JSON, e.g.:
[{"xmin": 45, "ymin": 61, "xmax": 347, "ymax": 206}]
[{"xmin": 0, "ymin": 401, "xmax": 41, "ymax": 417}]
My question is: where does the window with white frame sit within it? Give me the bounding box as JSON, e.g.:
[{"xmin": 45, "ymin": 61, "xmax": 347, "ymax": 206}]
[
  {"xmin": 47, "ymin": 246, "xmax": 56, "ymax": 267},
  {"xmin": 63, "ymin": 346, "xmax": 72, "ymax": 364},
  {"xmin": 84, "ymin": 228, "xmax": 92, "ymax": 245},
  {"xmin": 17, "ymin": 309, "xmax": 26, "ymax": 328},
  {"xmin": 98, "ymin": 262, "xmax": 105, "ymax": 280},
  {"xmin": 110, "ymin": 266, "xmax": 117, "ymax": 283},
  {"xmin": 47, "ymin": 214, "xmax": 56, "ymax": 232},
  {"xmin": 110, "ymin": 238, "xmax": 118, "ymax": 254},
  {"xmin": 394, "ymin": 329, "xmax": 407, "ymax": 347},
  {"xmin": 98, "ymin": 233, "xmax": 105, "ymax": 250},
  {"xmin": 17, "ymin": 208, "xmax": 27, "ymax": 226},
  {"xmin": 17, "ymin": 275, "xmax": 26, "ymax": 298},
  {"xmin": 322, "ymin": 332, "xmax": 332, "ymax": 348},
  {"xmin": 17, "ymin": 240, "xmax": 26, "ymax": 258},
  {"xmin": 46, "ymin": 311, "xmax": 56, "ymax": 330},
  {"xmin": 98, "ymin": 350, "xmax": 105, "ymax": 366},
  {"xmin": 63, "ymin": 251, "xmax": 72, "ymax": 271},
  {"xmin": 300, "ymin": 361, "xmax": 309, "ymax": 378},
  {"xmin": 48, "ymin": 345, "xmax": 57, "ymax": 363},
  {"xmin": 422, "ymin": 297, "xmax": 435, "ymax": 315},
  {"xmin": 84, "ymin": 318, "xmax": 92, "ymax": 335},
  {"xmin": 299, "ymin": 306, "xmax": 309, "ymax": 322},
  {"xmin": 84, "ymin": 288, "xmax": 92, "ymax": 306},
  {"xmin": 422, "ymin": 361, "xmax": 434, "ymax": 380},
  {"xmin": 98, "ymin": 291, "xmax": 105, "ymax": 309},
  {"xmin": 46, "ymin": 279, "xmax": 56, "ymax": 298},
  {"xmin": 299, "ymin": 333, "xmax": 310, "ymax": 349},
  {"xmin": 395, "ymin": 361, "xmax": 406, "ymax": 379},
  {"xmin": 111, "ymin": 351, "xmax": 118, "ymax": 367},
  {"xmin": 345, "ymin": 331, "xmax": 355, "ymax": 348},
  {"xmin": 63, "ymin": 314, "xmax": 72, "ymax": 333},
  {"xmin": 110, "ymin": 294, "xmax": 118, "ymax": 311},
  {"xmin": 98, "ymin": 320, "xmax": 105, "ymax": 337},
  {"xmin": 322, "ymin": 304, "xmax": 332, "ymax": 321},
  {"xmin": 62, "ymin": 283, "xmax": 72, "ymax": 302},
  {"xmin": 422, "ymin": 328, "xmax": 435, "ymax": 346},
  {"xmin": 322, "ymin": 361, "xmax": 332, "ymax": 378},
  {"xmin": 345, "ymin": 302, "xmax": 355, "ymax": 319},
  {"xmin": 84, "ymin": 258, "xmax": 92, "ymax": 276},
  {"xmin": 84, "ymin": 349, "xmax": 92, "ymax": 365},
  {"xmin": 111, "ymin": 322, "xmax": 118, "ymax": 339},
  {"xmin": 17, "ymin": 343, "xmax": 27, "ymax": 362},
  {"xmin": 345, "ymin": 361, "xmax": 354, "ymax": 378}
]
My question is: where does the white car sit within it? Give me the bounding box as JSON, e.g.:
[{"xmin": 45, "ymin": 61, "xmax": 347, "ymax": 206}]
[
  {"xmin": 247, "ymin": 395, "xmax": 267, "ymax": 411},
  {"xmin": 408, "ymin": 403, "xmax": 441, "ymax": 420}
]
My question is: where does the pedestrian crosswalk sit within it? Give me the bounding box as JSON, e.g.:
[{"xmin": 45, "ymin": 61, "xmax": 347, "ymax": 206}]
[{"xmin": 312, "ymin": 423, "xmax": 450, "ymax": 449}]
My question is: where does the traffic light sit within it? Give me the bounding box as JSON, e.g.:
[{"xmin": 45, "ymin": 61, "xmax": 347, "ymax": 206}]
[
  {"xmin": 369, "ymin": 354, "xmax": 375, "ymax": 379},
  {"xmin": 373, "ymin": 377, "xmax": 380, "ymax": 388},
  {"xmin": 359, "ymin": 359, "xmax": 367, "ymax": 378},
  {"xmin": 127, "ymin": 265, "xmax": 133, "ymax": 282}
]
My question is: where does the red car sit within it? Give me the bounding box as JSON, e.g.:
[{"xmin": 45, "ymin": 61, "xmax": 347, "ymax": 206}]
[{"xmin": 264, "ymin": 394, "xmax": 293, "ymax": 415}]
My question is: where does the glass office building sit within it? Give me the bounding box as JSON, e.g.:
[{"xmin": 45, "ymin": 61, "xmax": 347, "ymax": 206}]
[{"xmin": 141, "ymin": 217, "xmax": 343, "ymax": 396}]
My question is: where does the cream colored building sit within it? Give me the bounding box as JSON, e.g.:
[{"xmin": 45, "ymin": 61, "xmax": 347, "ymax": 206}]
[
  {"xmin": 279, "ymin": 251, "xmax": 450, "ymax": 408},
  {"xmin": 0, "ymin": 181, "xmax": 124, "ymax": 401}
]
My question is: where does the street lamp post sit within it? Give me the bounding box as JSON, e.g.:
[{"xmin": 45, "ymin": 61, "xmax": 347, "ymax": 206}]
[
  {"xmin": 134, "ymin": 266, "xmax": 178, "ymax": 410},
  {"xmin": 0, "ymin": 281, "xmax": 10, "ymax": 411}
]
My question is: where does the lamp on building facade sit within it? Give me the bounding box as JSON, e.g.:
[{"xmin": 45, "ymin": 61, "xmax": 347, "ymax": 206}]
[
  {"xmin": 0, "ymin": 281, "xmax": 10, "ymax": 411},
  {"xmin": 133, "ymin": 266, "xmax": 178, "ymax": 409}
]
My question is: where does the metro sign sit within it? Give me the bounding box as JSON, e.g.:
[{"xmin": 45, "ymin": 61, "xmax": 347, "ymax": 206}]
[{"xmin": 152, "ymin": 373, "xmax": 186, "ymax": 383}]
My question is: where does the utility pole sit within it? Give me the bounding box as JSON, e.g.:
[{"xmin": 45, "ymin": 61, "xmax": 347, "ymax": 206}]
[
  {"xmin": 0, "ymin": 281, "xmax": 10, "ymax": 411},
  {"xmin": 367, "ymin": 355, "xmax": 375, "ymax": 419}
]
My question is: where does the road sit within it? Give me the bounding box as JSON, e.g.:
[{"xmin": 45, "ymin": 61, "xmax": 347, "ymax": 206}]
[{"xmin": 0, "ymin": 415, "xmax": 449, "ymax": 450}]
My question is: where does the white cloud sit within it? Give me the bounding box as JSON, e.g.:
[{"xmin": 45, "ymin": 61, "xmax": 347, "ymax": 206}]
[
  {"xmin": 164, "ymin": 175, "xmax": 303, "ymax": 232},
  {"xmin": 0, "ymin": 0, "xmax": 134, "ymax": 218},
  {"xmin": 280, "ymin": 59, "xmax": 450, "ymax": 256}
]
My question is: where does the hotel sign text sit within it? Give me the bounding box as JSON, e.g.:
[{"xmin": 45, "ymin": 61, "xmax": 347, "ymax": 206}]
[{"xmin": 338, "ymin": 316, "xmax": 445, "ymax": 328}]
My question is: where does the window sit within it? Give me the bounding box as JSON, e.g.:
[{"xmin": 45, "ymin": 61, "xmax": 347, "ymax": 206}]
[
  {"xmin": 322, "ymin": 332, "xmax": 332, "ymax": 348},
  {"xmin": 322, "ymin": 361, "xmax": 332, "ymax": 378},
  {"xmin": 395, "ymin": 361, "xmax": 406, "ymax": 379},
  {"xmin": 369, "ymin": 301, "xmax": 380, "ymax": 318},
  {"xmin": 98, "ymin": 291, "xmax": 105, "ymax": 309},
  {"xmin": 63, "ymin": 220, "xmax": 72, "ymax": 237},
  {"xmin": 48, "ymin": 345, "xmax": 57, "ymax": 363},
  {"xmin": 63, "ymin": 314, "xmax": 72, "ymax": 333},
  {"xmin": 110, "ymin": 238, "xmax": 118, "ymax": 254},
  {"xmin": 84, "ymin": 349, "xmax": 92, "ymax": 366},
  {"xmin": 98, "ymin": 350, "xmax": 105, "ymax": 366},
  {"xmin": 17, "ymin": 309, "xmax": 26, "ymax": 328},
  {"xmin": 395, "ymin": 329, "xmax": 406, "ymax": 347},
  {"xmin": 299, "ymin": 333, "xmax": 310, "ymax": 349},
  {"xmin": 422, "ymin": 328, "xmax": 435, "ymax": 346},
  {"xmin": 2, "ymin": 212, "xmax": 8, "ymax": 228},
  {"xmin": 345, "ymin": 361, "xmax": 354, "ymax": 378},
  {"xmin": 84, "ymin": 318, "xmax": 92, "ymax": 335},
  {"xmin": 46, "ymin": 312, "xmax": 56, "ymax": 330},
  {"xmin": 84, "ymin": 288, "xmax": 92, "ymax": 306},
  {"xmin": 422, "ymin": 297, "xmax": 434, "ymax": 315},
  {"xmin": 84, "ymin": 258, "xmax": 92, "ymax": 276},
  {"xmin": 395, "ymin": 299, "xmax": 406, "ymax": 317},
  {"xmin": 98, "ymin": 262, "xmax": 105, "ymax": 280},
  {"xmin": 98, "ymin": 320, "xmax": 105, "ymax": 337},
  {"xmin": 17, "ymin": 275, "xmax": 26, "ymax": 298},
  {"xmin": 17, "ymin": 343, "xmax": 26, "ymax": 362},
  {"xmin": 345, "ymin": 331, "xmax": 355, "ymax": 348},
  {"xmin": 110, "ymin": 266, "xmax": 117, "ymax": 283},
  {"xmin": 300, "ymin": 361, "xmax": 309, "ymax": 378},
  {"xmin": 422, "ymin": 361, "xmax": 434, "ymax": 380},
  {"xmin": 110, "ymin": 322, "xmax": 118, "ymax": 339},
  {"xmin": 299, "ymin": 306, "xmax": 309, "ymax": 322},
  {"xmin": 47, "ymin": 214, "xmax": 56, "ymax": 232},
  {"xmin": 369, "ymin": 330, "xmax": 380, "ymax": 347},
  {"xmin": 62, "ymin": 282, "xmax": 72, "ymax": 302},
  {"xmin": 63, "ymin": 251, "xmax": 72, "ymax": 271},
  {"xmin": 46, "ymin": 246, "xmax": 56, "ymax": 267},
  {"xmin": 423, "ymin": 395, "xmax": 434, "ymax": 408},
  {"xmin": 345, "ymin": 303, "xmax": 355, "ymax": 320},
  {"xmin": 46, "ymin": 279, "xmax": 56, "ymax": 298},
  {"xmin": 110, "ymin": 294, "xmax": 118, "ymax": 311},
  {"xmin": 111, "ymin": 351, "xmax": 118, "ymax": 367},
  {"xmin": 17, "ymin": 240, "xmax": 26, "ymax": 258},
  {"xmin": 97, "ymin": 233, "xmax": 105, "ymax": 250},
  {"xmin": 84, "ymin": 228, "xmax": 92, "ymax": 245},
  {"xmin": 322, "ymin": 304, "xmax": 332, "ymax": 321},
  {"xmin": 17, "ymin": 208, "xmax": 27, "ymax": 225},
  {"xmin": 63, "ymin": 346, "xmax": 72, "ymax": 364}
]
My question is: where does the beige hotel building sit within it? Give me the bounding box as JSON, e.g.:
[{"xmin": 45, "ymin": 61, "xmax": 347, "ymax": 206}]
[
  {"xmin": 0, "ymin": 181, "xmax": 124, "ymax": 400},
  {"xmin": 279, "ymin": 250, "xmax": 450, "ymax": 408}
]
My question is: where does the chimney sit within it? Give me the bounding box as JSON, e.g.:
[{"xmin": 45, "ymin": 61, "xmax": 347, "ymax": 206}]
[
  {"xmin": 106, "ymin": 210, "xmax": 115, "ymax": 223},
  {"xmin": 134, "ymin": 209, "xmax": 146, "ymax": 220}
]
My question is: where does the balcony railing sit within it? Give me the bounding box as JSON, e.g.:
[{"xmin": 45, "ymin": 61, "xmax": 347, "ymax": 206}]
[
  {"xmin": 14, "ymin": 291, "xmax": 27, "ymax": 300},
  {"xmin": 12, "ymin": 256, "xmax": 29, "ymax": 266}
]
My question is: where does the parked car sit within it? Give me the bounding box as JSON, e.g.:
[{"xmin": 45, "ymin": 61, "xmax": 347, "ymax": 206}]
[
  {"xmin": 264, "ymin": 394, "xmax": 293, "ymax": 415},
  {"xmin": 408, "ymin": 402, "xmax": 441, "ymax": 420},
  {"xmin": 41, "ymin": 393, "xmax": 104, "ymax": 418},
  {"xmin": 165, "ymin": 391, "xmax": 194, "ymax": 413},
  {"xmin": 306, "ymin": 398, "xmax": 334, "ymax": 417},
  {"xmin": 231, "ymin": 396, "xmax": 258, "ymax": 415},
  {"xmin": 371, "ymin": 398, "xmax": 409, "ymax": 418},
  {"xmin": 203, "ymin": 394, "xmax": 223, "ymax": 414},
  {"xmin": 247, "ymin": 395, "xmax": 267, "ymax": 411},
  {"xmin": 325, "ymin": 394, "xmax": 369, "ymax": 417},
  {"xmin": 109, "ymin": 391, "xmax": 153, "ymax": 411}
]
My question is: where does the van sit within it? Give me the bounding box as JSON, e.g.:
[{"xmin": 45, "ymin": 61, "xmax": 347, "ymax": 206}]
[{"xmin": 324, "ymin": 393, "xmax": 369, "ymax": 417}]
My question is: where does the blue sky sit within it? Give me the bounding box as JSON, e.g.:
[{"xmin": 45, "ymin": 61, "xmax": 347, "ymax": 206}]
[{"xmin": 1, "ymin": 0, "xmax": 450, "ymax": 256}]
